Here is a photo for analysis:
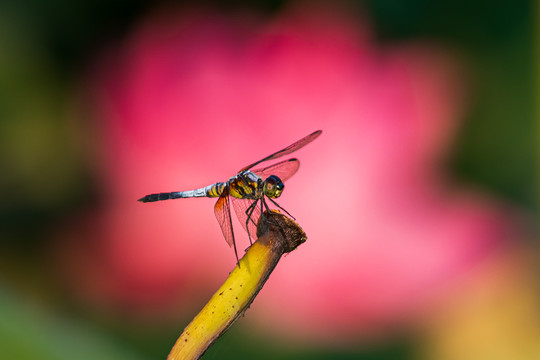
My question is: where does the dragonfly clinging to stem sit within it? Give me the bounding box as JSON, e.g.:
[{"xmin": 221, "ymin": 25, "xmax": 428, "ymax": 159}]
[{"xmin": 138, "ymin": 130, "xmax": 322, "ymax": 263}]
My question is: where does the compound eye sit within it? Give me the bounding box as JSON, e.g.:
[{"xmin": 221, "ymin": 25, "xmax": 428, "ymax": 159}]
[
  {"xmin": 265, "ymin": 175, "xmax": 284, "ymax": 198},
  {"xmin": 266, "ymin": 179, "xmax": 276, "ymax": 190}
]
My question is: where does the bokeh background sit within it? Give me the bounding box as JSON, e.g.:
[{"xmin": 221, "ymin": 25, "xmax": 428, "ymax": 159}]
[{"xmin": 0, "ymin": 1, "xmax": 536, "ymax": 359}]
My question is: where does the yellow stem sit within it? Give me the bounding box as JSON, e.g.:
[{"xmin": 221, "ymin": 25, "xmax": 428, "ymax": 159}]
[{"xmin": 168, "ymin": 211, "xmax": 306, "ymax": 360}]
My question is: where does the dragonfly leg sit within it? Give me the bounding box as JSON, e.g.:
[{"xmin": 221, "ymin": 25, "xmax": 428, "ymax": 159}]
[
  {"xmin": 261, "ymin": 197, "xmax": 268, "ymax": 218},
  {"xmin": 244, "ymin": 200, "xmax": 259, "ymax": 245},
  {"xmin": 267, "ymin": 197, "xmax": 295, "ymax": 220},
  {"xmin": 261, "ymin": 197, "xmax": 279, "ymax": 224},
  {"xmin": 260, "ymin": 197, "xmax": 285, "ymax": 229},
  {"xmin": 260, "ymin": 198, "xmax": 280, "ymax": 229}
]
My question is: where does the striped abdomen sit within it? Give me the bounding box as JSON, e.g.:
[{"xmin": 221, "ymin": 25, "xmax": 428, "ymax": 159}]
[{"xmin": 137, "ymin": 182, "xmax": 226, "ymax": 203}]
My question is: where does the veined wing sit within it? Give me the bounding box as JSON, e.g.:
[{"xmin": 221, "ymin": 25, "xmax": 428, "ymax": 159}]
[
  {"xmin": 252, "ymin": 158, "xmax": 300, "ymax": 183},
  {"xmin": 239, "ymin": 130, "xmax": 322, "ymax": 172},
  {"xmin": 213, "ymin": 187, "xmax": 240, "ymax": 262},
  {"xmin": 231, "ymin": 197, "xmax": 261, "ymax": 244}
]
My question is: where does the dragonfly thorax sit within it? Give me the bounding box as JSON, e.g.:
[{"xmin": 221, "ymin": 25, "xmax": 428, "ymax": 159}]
[
  {"xmin": 228, "ymin": 171, "xmax": 284, "ymax": 200},
  {"xmin": 228, "ymin": 171, "xmax": 264, "ymax": 199}
]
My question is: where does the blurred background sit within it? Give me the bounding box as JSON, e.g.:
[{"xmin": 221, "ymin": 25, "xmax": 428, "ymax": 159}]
[{"xmin": 0, "ymin": 1, "xmax": 536, "ymax": 359}]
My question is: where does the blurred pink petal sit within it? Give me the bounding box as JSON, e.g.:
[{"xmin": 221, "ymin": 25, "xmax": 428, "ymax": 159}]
[{"xmin": 64, "ymin": 4, "xmax": 516, "ymax": 341}]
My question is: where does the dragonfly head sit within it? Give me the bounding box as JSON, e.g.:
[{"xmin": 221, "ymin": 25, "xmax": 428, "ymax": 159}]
[{"xmin": 263, "ymin": 175, "xmax": 284, "ymax": 198}]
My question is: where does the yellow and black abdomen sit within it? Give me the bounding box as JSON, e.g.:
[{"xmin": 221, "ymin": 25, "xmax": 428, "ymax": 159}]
[
  {"xmin": 205, "ymin": 182, "xmax": 226, "ymax": 198},
  {"xmin": 138, "ymin": 182, "xmax": 226, "ymax": 202},
  {"xmin": 137, "ymin": 171, "xmax": 262, "ymax": 203}
]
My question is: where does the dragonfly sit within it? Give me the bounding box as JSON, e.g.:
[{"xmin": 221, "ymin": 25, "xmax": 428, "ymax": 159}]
[{"xmin": 138, "ymin": 130, "xmax": 322, "ymax": 262}]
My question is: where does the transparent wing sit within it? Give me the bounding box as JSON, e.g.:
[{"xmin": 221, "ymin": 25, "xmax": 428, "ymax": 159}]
[
  {"xmin": 251, "ymin": 158, "xmax": 300, "ymax": 183},
  {"xmin": 239, "ymin": 130, "xmax": 322, "ymax": 172},
  {"xmin": 231, "ymin": 197, "xmax": 261, "ymax": 244},
  {"xmin": 213, "ymin": 188, "xmax": 235, "ymax": 248}
]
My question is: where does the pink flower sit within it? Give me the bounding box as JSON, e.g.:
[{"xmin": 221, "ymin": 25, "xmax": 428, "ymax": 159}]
[{"xmin": 64, "ymin": 4, "xmax": 514, "ymax": 341}]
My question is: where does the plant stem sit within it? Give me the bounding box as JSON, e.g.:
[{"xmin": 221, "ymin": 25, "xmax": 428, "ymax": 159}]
[{"xmin": 168, "ymin": 211, "xmax": 306, "ymax": 360}]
